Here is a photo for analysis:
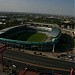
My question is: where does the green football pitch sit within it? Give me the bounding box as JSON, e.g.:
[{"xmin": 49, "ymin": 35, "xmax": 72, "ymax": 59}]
[
  {"xmin": 27, "ymin": 33, "xmax": 47, "ymax": 42},
  {"xmin": 17, "ymin": 32, "xmax": 47, "ymax": 42}
]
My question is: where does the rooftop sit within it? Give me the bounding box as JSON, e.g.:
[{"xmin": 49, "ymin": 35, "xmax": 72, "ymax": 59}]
[{"xmin": 17, "ymin": 70, "xmax": 39, "ymax": 75}]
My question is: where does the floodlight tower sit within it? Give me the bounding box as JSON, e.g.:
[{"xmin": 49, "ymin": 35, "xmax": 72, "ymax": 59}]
[
  {"xmin": 0, "ymin": 44, "xmax": 6, "ymax": 72},
  {"xmin": 52, "ymin": 38, "xmax": 56, "ymax": 53}
]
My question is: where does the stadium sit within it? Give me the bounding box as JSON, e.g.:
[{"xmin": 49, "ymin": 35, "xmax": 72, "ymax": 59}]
[{"xmin": 0, "ymin": 23, "xmax": 61, "ymax": 52}]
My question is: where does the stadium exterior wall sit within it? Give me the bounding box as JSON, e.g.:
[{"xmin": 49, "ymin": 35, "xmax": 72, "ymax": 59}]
[{"xmin": 0, "ymin": 24, "xmax": 61, "ymax": 51}]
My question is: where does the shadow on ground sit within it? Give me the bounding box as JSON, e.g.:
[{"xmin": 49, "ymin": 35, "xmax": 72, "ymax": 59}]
[{"xmin": 55, "ymin": 33, "xmax": 74, "ymax": 53}]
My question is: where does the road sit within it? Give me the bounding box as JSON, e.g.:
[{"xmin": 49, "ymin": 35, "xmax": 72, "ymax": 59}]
[{"xmin": 3, "ymin": 50, "xmax": 75, "ymax": 75}]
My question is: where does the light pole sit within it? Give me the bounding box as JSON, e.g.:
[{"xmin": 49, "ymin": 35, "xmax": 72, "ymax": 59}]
[
  {"xmin": 52, "ymin": 44, "xmax": 55, "ymax": 53},
  {"xmin": 52, "ymin": 38, "xmax": 56, "ymax": 53}
]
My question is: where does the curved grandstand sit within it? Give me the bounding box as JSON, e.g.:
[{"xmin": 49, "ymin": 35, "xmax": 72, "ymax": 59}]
[{"xmin": 0, "ymin": 24, "xmax": 61, "ymax": 51}]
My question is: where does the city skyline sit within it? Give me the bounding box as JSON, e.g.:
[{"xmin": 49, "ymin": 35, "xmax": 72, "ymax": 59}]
[{"xmin": 0, "ymin": 0, "xmax": 74, "ymax": 16}]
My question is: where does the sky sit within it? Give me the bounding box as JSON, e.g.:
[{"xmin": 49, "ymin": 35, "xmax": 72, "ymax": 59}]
[{"xmin": 0, "ymin": 0, "xmax": 74, "ymax": 16}]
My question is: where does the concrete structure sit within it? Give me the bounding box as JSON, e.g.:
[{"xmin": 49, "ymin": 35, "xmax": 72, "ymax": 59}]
[{"xmin": 0, "ymin": 23, "xmax": 61, "ymax": 52}]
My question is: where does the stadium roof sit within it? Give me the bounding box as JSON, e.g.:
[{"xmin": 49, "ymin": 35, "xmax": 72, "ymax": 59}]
[{"xmin": 49, "ymin": 27, "xmax": 61, "ymax": 38}]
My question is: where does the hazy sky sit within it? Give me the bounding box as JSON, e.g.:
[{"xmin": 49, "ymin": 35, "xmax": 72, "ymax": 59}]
[{"xmin": 0, "ymin": 0, "xmax": 74, "ymax": 16}]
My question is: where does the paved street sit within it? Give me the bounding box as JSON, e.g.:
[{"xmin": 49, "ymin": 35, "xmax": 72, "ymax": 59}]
[{"xmin": 3, "ymin": 50, "xmax": 75, "ymax": 75}]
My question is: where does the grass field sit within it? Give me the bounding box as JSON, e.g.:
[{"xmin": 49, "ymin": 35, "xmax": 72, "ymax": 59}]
[
  {"xmin": 16, "ymin": 32, "xmax": 47, "ymax": 42},
  {"xmin": 17, "ymin": 32, "xmax": 35, "ymax": 41},
  {"xmin": 4, "ymin": 30, "xmax": 47, "ymax": 42},
  {"xmin": 27, "ymin": 33, "xmax": 47, "ymax": 42}
]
